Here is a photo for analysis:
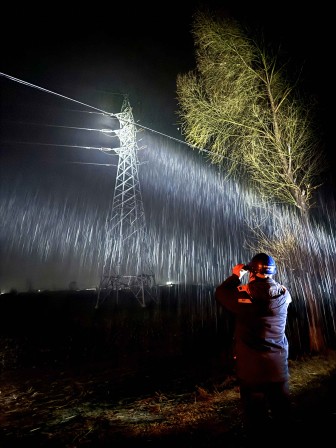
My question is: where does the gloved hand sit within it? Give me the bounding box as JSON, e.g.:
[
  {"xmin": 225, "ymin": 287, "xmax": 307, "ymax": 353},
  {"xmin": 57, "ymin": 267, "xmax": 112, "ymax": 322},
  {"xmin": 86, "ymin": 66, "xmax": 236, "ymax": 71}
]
[{"xmin": 232, "ymin": 263, "xmax": 248, "ymax": 280}]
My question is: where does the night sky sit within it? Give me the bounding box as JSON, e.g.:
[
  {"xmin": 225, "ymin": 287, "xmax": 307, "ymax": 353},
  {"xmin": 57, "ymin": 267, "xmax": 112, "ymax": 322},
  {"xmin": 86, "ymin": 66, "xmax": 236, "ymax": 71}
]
[
  {"xmin": 1, "ymin": 2, "xmax": 332, "ymax": 144},
  {"xmin": 1, "ymin": 2, "xmax": 334, "ymax": 291}
]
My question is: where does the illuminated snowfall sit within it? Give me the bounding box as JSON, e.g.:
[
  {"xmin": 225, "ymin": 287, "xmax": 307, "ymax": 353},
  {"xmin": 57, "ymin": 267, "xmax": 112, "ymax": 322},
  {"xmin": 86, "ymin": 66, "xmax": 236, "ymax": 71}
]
[
  {"xmin": 0, "ymin": 129, "xmax": 335, "ymax": 300},
  {"xmin": 1, "ymin": 117, "xmax": 336, "ymax": 349}
]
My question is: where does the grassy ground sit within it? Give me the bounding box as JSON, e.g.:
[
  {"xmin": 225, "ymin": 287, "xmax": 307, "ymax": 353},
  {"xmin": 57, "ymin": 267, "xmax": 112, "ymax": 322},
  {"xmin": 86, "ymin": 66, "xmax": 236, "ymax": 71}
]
[
  {"xmin": 0, "ymin": 290, "xmax": 335, "ymax": 446},
  {"xmin": 0, "ymin": 348, "xmax": 335, "ymax": 447}
]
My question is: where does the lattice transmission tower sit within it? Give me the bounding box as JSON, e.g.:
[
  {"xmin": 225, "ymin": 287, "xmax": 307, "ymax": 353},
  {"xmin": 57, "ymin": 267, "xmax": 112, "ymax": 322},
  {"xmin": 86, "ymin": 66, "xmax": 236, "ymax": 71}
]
[{"xmin": 95, "ymin": 96, "xmax": 156, "ymax": 308}]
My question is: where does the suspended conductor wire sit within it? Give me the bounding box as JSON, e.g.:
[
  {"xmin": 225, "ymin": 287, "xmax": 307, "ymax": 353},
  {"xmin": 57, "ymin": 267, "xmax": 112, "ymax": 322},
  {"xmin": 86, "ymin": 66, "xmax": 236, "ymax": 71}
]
[
  {"xmin": 1, "ymin": 141, "xmax": 119, "ymax": 153},
  {"xmin": 0, "ymin": 71, "xmax": 224, "ymax": 159},
  {"xmin": 3, "ymin": 120, "xmax": 119, "ymax": 136}
]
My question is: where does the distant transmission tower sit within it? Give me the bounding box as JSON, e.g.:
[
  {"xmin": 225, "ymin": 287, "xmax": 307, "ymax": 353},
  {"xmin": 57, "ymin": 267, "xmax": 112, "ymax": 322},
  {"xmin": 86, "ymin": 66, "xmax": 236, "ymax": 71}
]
[{"xmin": 95, "ymin": 96, "xmax": 156, "ymax": 308}]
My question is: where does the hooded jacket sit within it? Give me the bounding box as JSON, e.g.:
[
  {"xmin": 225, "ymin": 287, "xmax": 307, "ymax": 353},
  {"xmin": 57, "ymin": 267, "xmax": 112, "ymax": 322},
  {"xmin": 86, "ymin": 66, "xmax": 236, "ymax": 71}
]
[{"xmin": 215, "ymin": 274, "xmax": 292, "ymax": 384}]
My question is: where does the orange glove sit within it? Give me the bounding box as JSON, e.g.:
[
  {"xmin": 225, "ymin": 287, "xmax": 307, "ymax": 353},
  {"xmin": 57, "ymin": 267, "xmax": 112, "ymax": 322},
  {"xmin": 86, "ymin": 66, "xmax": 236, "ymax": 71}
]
[{"xmin": 232, "ymin": 263, "xmax": 248, "ymax": 280}]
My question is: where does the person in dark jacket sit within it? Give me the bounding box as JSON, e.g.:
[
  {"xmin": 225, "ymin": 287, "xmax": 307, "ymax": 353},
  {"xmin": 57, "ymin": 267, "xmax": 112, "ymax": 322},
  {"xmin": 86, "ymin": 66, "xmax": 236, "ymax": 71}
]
[{"xmin": 215, "ymin": 253, "xmax": 292, "ymax": 440}]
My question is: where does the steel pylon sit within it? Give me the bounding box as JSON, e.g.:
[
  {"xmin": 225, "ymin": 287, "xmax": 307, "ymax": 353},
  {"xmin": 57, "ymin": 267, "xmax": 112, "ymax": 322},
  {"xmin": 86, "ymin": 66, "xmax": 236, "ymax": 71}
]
[{"xmin": 95, "ymin": 96, "xmax": 156, "ymax": 308}]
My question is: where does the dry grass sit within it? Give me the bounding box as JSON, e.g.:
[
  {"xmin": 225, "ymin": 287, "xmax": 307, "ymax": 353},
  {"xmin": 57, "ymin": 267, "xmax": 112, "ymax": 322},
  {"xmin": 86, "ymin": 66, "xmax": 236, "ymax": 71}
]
[
  {"xmin": 109, "ymin": 350, "xmax": 336, "ymax": 438},
  {"xmin": 0, "ymin": 350, "xmax": 335, "ymax": 447}
]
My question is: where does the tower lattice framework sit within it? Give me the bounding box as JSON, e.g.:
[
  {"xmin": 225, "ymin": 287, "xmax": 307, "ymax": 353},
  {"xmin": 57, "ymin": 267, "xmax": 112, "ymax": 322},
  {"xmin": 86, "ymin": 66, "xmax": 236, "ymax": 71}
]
[{"xmin": 96, "ymin": 96, "xmax": 156, "ymax": 308}]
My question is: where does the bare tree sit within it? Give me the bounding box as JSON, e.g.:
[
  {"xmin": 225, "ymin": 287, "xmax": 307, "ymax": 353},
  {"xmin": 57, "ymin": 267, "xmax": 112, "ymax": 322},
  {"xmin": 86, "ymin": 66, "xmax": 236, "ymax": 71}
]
[
  {"xmin": 176, "ymin": 10, "xmax": 328, "ymax": 352},
  {"xmin": 176, "ymin": 11, "xmax": 325, "ymax": 214}
]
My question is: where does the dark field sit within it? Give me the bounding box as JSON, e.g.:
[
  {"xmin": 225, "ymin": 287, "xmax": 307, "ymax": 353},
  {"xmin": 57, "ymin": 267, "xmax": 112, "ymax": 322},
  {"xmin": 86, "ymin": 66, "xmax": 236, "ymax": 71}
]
[{"xmin": 0, "ymin": 288, "xmax": 335, "ymax": 447}]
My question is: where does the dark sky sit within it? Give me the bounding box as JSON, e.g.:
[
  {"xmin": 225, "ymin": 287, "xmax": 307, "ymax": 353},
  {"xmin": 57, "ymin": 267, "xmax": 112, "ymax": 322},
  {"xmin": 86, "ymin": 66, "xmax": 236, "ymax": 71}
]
[
  {"xmin": 1, "ymin": 2, "xmax": 333, "ymax": 187},
  {"xmin": 0, "ymin": 2, "xmax": 334, "ymax": 291},
  {"xmin": 2, "ymin": 4, "xmax": 332, "ymax": 110},
  {"xmin": 1, "ymin": 2, "xmax": 332, "ymax": 142}
]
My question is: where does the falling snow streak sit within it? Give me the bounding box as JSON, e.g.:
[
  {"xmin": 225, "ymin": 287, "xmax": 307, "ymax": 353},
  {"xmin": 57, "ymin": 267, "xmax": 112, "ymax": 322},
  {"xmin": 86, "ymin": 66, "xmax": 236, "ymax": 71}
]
[
  {"xmin": 140, "ymin": 135, "xmax": 251, "ymax": 286},
  {"xmin": 1, "ymin": 123, "xmax": 336, "ymax": 349},
  {"xmin": 1, "ymin": 139, "xmax": 335, "ymax": 291},
  {"xmin": 1, "ymin": 134, "xmax": 335, "ymax": 290}
]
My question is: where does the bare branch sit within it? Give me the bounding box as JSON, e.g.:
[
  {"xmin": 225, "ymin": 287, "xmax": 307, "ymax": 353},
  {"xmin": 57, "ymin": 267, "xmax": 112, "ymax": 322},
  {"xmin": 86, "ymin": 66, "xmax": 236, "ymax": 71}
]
[{"xmin": 176, "ymin": 11, "xmax": 326, "ymax": 214}]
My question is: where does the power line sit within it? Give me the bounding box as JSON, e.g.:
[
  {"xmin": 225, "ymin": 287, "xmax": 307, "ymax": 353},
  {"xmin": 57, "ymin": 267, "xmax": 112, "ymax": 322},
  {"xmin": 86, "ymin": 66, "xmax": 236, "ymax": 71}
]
[
  {"xmin": 2, "ymin": 120, "xmax": 120, "ymax": 136},
  {"xmin": 0, "ymin": 71, "xmax": 219, "ymax": 158},
  {"xmin": 1, "ymin": 140, "xmax": 120, "ymax": 153},
  {"xmin": 1, "ymin": 72, "xmax": 114, "ymax": 117}
]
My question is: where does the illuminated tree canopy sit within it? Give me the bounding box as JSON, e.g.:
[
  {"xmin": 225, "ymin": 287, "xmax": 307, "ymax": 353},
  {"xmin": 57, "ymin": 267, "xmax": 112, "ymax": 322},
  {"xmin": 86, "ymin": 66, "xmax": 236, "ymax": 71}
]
[{"xmin": 176, "ymin": 11, "xmax": 326, "ymax": 214}]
